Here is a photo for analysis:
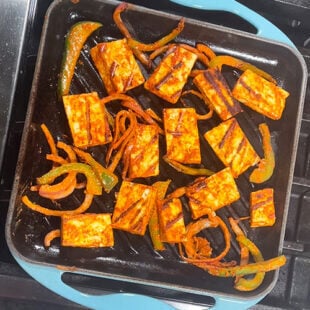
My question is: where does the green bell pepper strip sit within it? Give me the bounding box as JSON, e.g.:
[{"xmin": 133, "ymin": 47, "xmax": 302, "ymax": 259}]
[
  {"xmin": 36, "ymin": 163, "xmax": 102, "ymax": 195},
  {"xmin": 73, "ymin": 147, "xmax": 118, "ymax": 193},
  {"xmin": 58, "ymin": 21, "xmax": 102, "ymax": 96}
]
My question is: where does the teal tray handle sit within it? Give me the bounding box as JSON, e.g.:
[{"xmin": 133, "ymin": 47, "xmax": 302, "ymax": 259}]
[
  {"xmin": 15, "ymin": 257, "xmax": 173, "ymax": 310},
  {"xmin": 169, "ymin": 0, "xmax": 295, "ymax": 48}
]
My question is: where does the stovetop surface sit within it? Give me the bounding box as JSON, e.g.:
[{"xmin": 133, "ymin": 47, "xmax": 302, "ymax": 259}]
[{"xmin": 0, "ymin": 0, "xmax": 309, "ymax": 309}]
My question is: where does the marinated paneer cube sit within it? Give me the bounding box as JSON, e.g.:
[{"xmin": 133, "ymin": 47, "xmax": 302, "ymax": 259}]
[
  {"xmin": 158, "ymin": 198, "xmax": 186, "ymax": 243},
  {"xmin": 90, "ymin": 39, "xmax": 145, "ymax": 94},
  {"xmin": 232, "ymin": 69, "xmax": 289, "ymax": 120},
  {"xmin": 61, "ymin": 213, "xmax": 114, "ymax": 247},
  {"xmin": 144, "ymin": 45, "xmax": 197, "ymax": 104},
  {"xmin": 250, "ymin": 188, "xmax": 276, "ymax": 227},
  {"xmin": 112, "ymin": 181, "xmax": 157, "ymax": 235},
  {"xmin": 186, "ymin": 167, "xmax": 240, "ymax": 219},
  {"xmin": 63, "ymin": 92, "xmax": 112, "ymax": 148},
  {"xmin": 194, "ymin": 68, "xmax": 242, "ymax": 120},
  {"xmin": 128, "ymin": 124, "xmax": 159, "ymax": 179},
  {"xmin": 164, "ymin": 108, "xmax": 201, "ymax": 164},
  {"xmin": 204, "ymin": 118, "xmax": 260, "ymax": 178}
]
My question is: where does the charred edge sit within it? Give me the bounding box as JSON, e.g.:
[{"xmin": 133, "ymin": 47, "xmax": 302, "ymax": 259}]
[
  {"xmin": 236, "ymin": 137, "xmax": 246, "ymax": 154},
  {"xmin": 155, "ymin": 61, "xmax": 183, "ymax": 90},
  {"xmin": 110, "ymin": 61, "xmax": 118, "ymax": 78},
  {"xmin": 104, "ymin": 115, "xmax": 111, "ymax": 142},
  {"xmin": 204, "ymin": 70, "xmax": 241, "ymax": 116},
  {"xmin": 251, "ymin": 196, "xmax": 273, "ymax": 210},
  {"xmin": 239, "ymin": 78, "xmax": 261, "ymax": 100},
  {"xmin": 165, "ymin": 212, "xmax": 183, "ymax": 231},
  {"xmin": 219, "ymin": 119, "xmax": 237, "ymax": 149},
  {"xmin": 124, "ymin": 73, "xmax": 134, "ymax": 91},
  {"xmin": 113, "ymin": 198, "xmax": 143, "ymax": 223}
]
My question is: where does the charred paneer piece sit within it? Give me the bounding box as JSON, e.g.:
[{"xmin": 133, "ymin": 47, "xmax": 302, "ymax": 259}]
[
  {"xmin": 204, "ymin": 118, "xmax": 260, "ymax": 178},
  {"xmin": 250, "ymin": 188, "xmax": 276, "ymax": 227},
  {"xmin": 112, "ymin": 181, "xmax": 157, "ymax": 235},
  {"xmin": 90, "ymin": 39, "xmax": 145, "ymax": 94},
  {"xmin": 158, "ymin": 198, "xmax": 186, "ymax": 243},
  {"xmin": 194, "ymin": 68, "xmax": 242, "ymax": 120},
  {"xmin": 61, "ymin": 213, "xmax": 114, "ymax": 247},
  {"xmin": 186, "ymin": 167, "xmax": 240, "ymax": 219},
  {"xmin": 63, "ymin": 92, "xmax": 112, "ymax": 148},
  {"xmin": 232, "ymin": 69, "xmax": 289, "ymax": 120},
  {"xmin": 128, "ymin": 124, "xmax": 159, "ymax": 179},
  {"xmin": 164, "ymin": 108, "xmax": 201, "ymax": 164},
  {"xmin": 144, "ymin": 45, "xmax": 197, "ymax": 104}
]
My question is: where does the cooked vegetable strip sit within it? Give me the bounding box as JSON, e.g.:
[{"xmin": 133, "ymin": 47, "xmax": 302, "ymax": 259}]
[
  {"xmin": 149, "ymin": 44, "xmax": 171, "ymax": 60},
  {"xmin": 250, "ymin": 188, "xmax": 276, "ymax": 228},
  {"xmin": 63, "ymin": 92, "xmax": 113, "ymax": 148},
  {"xmin": 45, "ymin": 154, "xmax": 67, "ymax": 165},
  {"xmin": 250, "ymin": 123, "xmax": 275, "ymax": 183},
  {"xmin": 234, "ymin": 234, "xmax": 265, "ymax": 291},
  {"xmin": 100, "ymin": 93, "xmax": 162, "ymax": 132},
  {"xmin": 41, "ymin": 124, "xmax": 58, "ymax": 157},
  {"xmin": 233, "ymin": 70, "xmax": 289, "ymax": 120},
  {"xmin": 186, "ymin": 168, "xmax": 240, "ymax": 219},
  {"xmin": 44, "ymin": 229, "xmax": 61, "ymax": 247},
  {"xmin": 180, "ymin": 216, "xmax": 231, "ymax": 264},
  {"xmin": 204, "ymin": 118, "xmax": 260, "ymax": 178},
  {"xmin": 90, "ymin": 39, "xmax": 145, "ymax": 94},
  {"xmin": 181, "ymin": 90, "xmax": 214, "ymax": 120},
  {"xmin": 196, "ymin": 43, "xmax": 216, "ymax": 60},
  {"xmin": 146, "ymin": 108, "xmax": 162, "ymax": 122},
  {"xmin": 179, "ymin": 43, "xmax": 210, "ymax": 67},
  {"xmin": 164, "ymin": 108, "xmax": 201, "ymax": 164},
  {"xmin": 127, "ymin": 18, "xmax": 185, "ymax": 52},
  {"xmin": 37, "ymin": 163, "xmax": 102, "ymax": 195},
  {"xmin": 206, "ymin": 255, "xmax": 286, "ymax": 277},
  {"xmin": 22, "ymin": 193, "xmax": 94, "ymax": 217},
  {"xmin": 113, "ymin": 2, "xmax": 150, "ymax": 67},
  {"xmin": 73, "ymin": 147, "xmax": 118, "ymax": 193},
  {"xmin": 209, "ymin": 55, "xmax": 276, "ymax": 84},
  {"xmin": 194, "ymin": 68, "xmax": 242, "ymax": 121},
  {"xmin": 58, "ymin": 21, "xmax": 102, "ymax": 96},
  {"xmin": 163, "ymin": 156, "xmax": 214, "ymax": 176},
  {"xmin": 61, "ymin": 213, "xmax": 114, "ymax": 247},
  {"xmin": 149, "ymin": 180, "xmax": 171, "ymax": 251},
  {"xmin": 145, "ymin": 46, "xmax": 198, "ymax": 104}
]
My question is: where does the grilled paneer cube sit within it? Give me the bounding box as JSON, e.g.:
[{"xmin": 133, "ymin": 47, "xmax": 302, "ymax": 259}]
[
  {"xmin": 63, "ymin": 92, "xmax": 112, "ymax": 148},
  {"xmin": 232, "ymin": 69, "xmax": 289, "ymax": 120},
  {"xmin": 112, "ymin": 181, "xmax": 157, "ymax": 235},
  {"xmin": 164, "ymin": 108, "xmax": 201, "ymax": 164},
  {"xmin": 144, "ymin": 45, "xmax": 197, "ymax": 104},
  {"xmin": 186, "ymin": 167, "xmax": 240, "ymax": 219},
  {"xmin": 128, "ymin": 124, "xmax": 159, "ymax": 179},
  {"xmin": 204, "ymin": 118, "xmax": 260, "ymax": 178},
  {"xmin": 90, "ymin": 39, "xmax": 145, "ymax": 94},
  {"xmin": 61, "ymin": 213, "xmax": 114, "ymax": 247},
  {"xmin": 250, "ymin": 188, "xmax": 276, "ymax": 227},
  {"xmin": 194, "ymin": 68, "xmax": 242, "ymax": 120},
  {"xmin": 158, "ymin": 198, "xmax": 186, "ymax": 243}
]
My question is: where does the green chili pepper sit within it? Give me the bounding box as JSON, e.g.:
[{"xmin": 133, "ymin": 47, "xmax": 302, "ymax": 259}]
[
  {"xmin": 36, "ymin": 163, "xmax": 102, "ymax": 195},
  {"xmin": 73, "ymin": 147, "xmax": 118, "ymax": 193},
  {"xmin": 58, "ymin": 21, "xmax": 102, "ymax": 96}
]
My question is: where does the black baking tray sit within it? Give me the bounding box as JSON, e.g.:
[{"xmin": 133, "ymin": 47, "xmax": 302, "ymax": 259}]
[{"xmin": 5, "ymin": 0, "xmax": 307, "ymax": 307}]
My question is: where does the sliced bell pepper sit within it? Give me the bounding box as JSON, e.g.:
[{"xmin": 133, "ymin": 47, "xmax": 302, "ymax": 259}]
[
  {"xmin": 209, "ymin": 55, "xmax": 276, "ymax": 84},
  {"xmin": 250, "ymin": 123, "xmax": 275, "ymax": 184},
  {"xmin": 73, "ymin": 147, "xmax": 118, "ymax": 193},
  {"xmin": 58, "ymin": 21, "xmax": 102, "ymax": 96},
  {"xmin": 36, "ymin": 163, "xmax": 102, "ymax": 195}
]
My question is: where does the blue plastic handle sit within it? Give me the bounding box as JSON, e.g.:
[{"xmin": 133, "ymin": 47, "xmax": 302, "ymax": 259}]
[
  {"xmin": 169, "ymin": 0, "xmax": 296, "ymax": 48},
  {"xmin": 15, "ymin": 257, "xmax": 174, "ymax": 310},
  {"xmin": 15, "ymin": 256, "xmax": 264, "ymax": 310}
]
